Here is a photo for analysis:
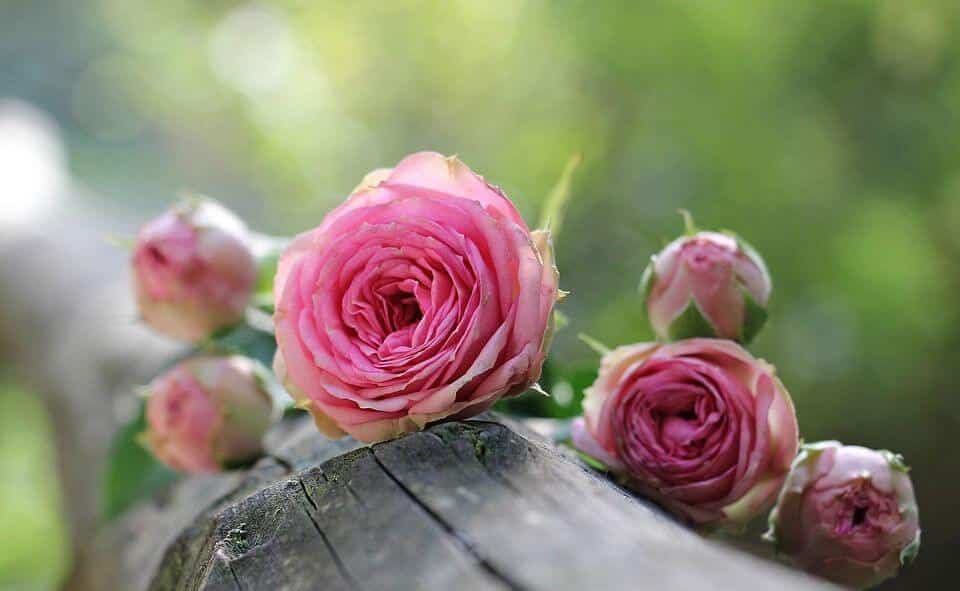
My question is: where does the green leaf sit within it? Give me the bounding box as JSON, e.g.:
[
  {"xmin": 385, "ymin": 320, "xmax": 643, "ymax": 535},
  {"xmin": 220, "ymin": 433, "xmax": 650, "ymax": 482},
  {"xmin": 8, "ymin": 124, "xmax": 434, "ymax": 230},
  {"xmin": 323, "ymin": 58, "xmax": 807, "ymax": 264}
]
[
  {"xmin": 900, "ymin": 530, "xmax": 921, "ymax": 565},
  {"xmin": 739, "ymin": 285, "xmax": 768, "ymax": 344},
  {"xmin": 103, "ymin": 398, "xmax": 178, "ymax": 521},
  {"xmin": 537, "ymin": 153, "xmax": 582, "ymax": 241},
  {"xmin": 206, "ymin": 323, "xmax": 278, "ymax": 368},
  {"xmin": 666, "ymin": 299, "xmax": 716, "ymax": 341}
]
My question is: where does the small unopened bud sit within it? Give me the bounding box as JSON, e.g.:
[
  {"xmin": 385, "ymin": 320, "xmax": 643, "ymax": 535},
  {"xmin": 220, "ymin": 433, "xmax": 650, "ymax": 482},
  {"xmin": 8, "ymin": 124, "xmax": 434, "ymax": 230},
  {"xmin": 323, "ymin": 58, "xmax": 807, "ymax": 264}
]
[
  {"xmin": 143, "ymin": 355, "xmax": 275, "ymax": 473},
  {"xmin": 765, "ymin": 441, "xmax": 921, "ymax": 589},
  {"xmin": 132, "ymin": 198, "xmax": 256, "ymax": 342},
  {"xmin": 641, "ymin": 222, "xmax": 771, "ymax": 343}
]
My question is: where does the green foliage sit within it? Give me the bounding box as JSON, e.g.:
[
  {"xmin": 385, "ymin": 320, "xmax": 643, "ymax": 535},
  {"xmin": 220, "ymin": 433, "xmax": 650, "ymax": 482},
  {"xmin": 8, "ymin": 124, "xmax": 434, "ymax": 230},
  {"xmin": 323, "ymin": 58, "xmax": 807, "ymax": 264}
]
[
  {"xmin": 103, "ymin": 399, "xmax": 178, "ymax": 521},
  {"xmin": 0, "ymin": 385, "xmax": 68, "ymax": 589},
  {"xmin": 207, "ymin": 324, "xmax": 278, "ymax": 369}
]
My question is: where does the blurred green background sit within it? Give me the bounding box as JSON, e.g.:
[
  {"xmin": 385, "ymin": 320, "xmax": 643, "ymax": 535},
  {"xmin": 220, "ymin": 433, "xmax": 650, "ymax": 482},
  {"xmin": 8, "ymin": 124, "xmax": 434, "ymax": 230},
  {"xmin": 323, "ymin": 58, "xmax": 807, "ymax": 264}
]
[{"xmin": 1, "ymin": 0, "xmax": 956, "ymax": 588}]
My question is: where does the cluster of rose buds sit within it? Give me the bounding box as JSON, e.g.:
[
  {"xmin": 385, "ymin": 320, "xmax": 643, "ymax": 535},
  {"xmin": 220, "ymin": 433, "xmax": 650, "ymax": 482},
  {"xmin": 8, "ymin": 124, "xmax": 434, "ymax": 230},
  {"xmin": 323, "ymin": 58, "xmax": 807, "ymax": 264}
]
[
  {"xmin": 573, "ymin": 215, "xmax": 919, "ymax": 589},
  {"xmin": 131, "ymin": 152, "xmax": 561, "ymax": 467},
  {"xmin": 131, "ymin": 197, "xmax": 277, "ymax": 474}
]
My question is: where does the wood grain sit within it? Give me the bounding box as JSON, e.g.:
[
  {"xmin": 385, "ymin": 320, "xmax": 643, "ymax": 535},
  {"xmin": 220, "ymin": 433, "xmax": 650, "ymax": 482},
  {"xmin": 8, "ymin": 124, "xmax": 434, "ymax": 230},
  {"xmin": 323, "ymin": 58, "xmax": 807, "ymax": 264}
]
[{"xmin": 72, "ymin": 415, "xmax": 834, "ymax": 591}]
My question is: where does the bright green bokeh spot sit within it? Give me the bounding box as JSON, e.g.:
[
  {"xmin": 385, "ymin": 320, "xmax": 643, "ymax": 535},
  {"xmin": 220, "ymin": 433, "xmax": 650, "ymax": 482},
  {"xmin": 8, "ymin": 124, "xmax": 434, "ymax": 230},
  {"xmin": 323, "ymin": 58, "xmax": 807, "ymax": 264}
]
[{"xmin": 0, "ymin": 384, "xmax": 69, "ymax": 591}]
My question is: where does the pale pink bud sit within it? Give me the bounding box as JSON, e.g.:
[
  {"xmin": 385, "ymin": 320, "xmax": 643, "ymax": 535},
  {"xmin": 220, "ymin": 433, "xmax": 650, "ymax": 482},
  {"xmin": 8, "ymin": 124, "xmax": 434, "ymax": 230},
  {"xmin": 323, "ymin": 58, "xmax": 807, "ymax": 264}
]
[
  {"xmin": 143, "ymin": 355, "xmax": 275, "ymax": 473},
  {"xmin": 132, "ymin": 198, "xmax": 256, "ymax": 342},
  {"xmin": 765, "ymin": 441, "xmax": 921, "ymax": 589},
  {"xmin": 641, "ymin": 229, "xmax": 771, "ymax": 343}
]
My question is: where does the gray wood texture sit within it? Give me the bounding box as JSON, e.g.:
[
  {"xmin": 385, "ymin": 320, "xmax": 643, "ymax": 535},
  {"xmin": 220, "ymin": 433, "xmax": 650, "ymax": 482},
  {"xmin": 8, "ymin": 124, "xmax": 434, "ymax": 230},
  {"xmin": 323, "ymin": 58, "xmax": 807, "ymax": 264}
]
[{"xmin": 71, "ymin": 415, "xmax": 834, "ymax": 591}]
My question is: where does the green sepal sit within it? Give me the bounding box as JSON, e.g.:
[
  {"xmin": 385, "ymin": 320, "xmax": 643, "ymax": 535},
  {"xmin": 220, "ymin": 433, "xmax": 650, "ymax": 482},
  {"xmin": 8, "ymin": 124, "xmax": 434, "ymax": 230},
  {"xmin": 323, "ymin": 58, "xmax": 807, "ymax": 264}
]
[
  {"xmin": 578, "ymin": 333, "xmax": 612, "ymax": 356},
  {"xmin": 900, "ymin": 530, "xmax": 921, "ymax": 565},
  {"xmin": 666, "ymin": 299, "xmax": 717, "ymax": 341},
  {"xmin": 553, "ymin": 309, "xmax": 569, "ymax": 333},
  {"xmin": 762, "ymin": 506, "xmax": 780, "ymax": 547},
  {"xmin": 794, "ymin": 440, "xmax": 841, "ymax": 469},
  {"xmin": 739, "ymin": 285, "xmax": 768, "ymax": 344},
  {"xmin": 678, "ymin": 209, "xmax": 698, "ymax": 236},
  {"xmin": 638, "ymin": 258, "xmax": 656, "ymax": 304},
  {"xmin": 537, "ymin": 153, "xmax": 582, "ymax": 242},
  {"xmin": 880, "ymin": 449, "xmax": 911, "ymax": 473}
]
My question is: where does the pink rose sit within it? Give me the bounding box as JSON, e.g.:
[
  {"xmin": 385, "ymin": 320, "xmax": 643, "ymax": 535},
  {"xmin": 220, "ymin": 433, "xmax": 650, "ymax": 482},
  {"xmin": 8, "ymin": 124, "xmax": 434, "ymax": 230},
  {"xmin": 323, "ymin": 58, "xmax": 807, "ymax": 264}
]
[
  {"xmin": 641, "ymin": 230, "xmax": 771, "ymax": 343},
  {"xmin": 764, "ymin": 441, "xmax": 920, "ymax": 589},
  {"xmin": 572, "ymin": 338, "xmax": 798, "ymax": 527},
  {"xmin": 143, "ymin": 355, "xmax": 275, "ymax": 473},
  {"xmin": 273, "ymin": 152, "xmax": 559, "ymax": 443},
  {"xmin": 132, "ymin": 198, "xmax": 256, "ymax": 342}
]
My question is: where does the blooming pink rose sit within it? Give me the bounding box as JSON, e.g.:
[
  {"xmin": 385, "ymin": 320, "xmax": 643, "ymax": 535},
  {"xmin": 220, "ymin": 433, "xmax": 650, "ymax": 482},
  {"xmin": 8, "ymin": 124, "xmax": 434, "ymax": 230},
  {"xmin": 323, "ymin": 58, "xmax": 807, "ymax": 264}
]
[
  {"xmin": 572, "ymin": 338, "xmax": 798, "ymax": 527},
  {"xmin": 143, "ymin": 355, "xmax": 275, "ymax": 473},
  {"xmin": 132, "ymin": 198, "xmax": 256, "ymax": 342},
  {"xmin": 764, "ymin": 441, "xmax": 920, "ymax": 589},
  {"xmin": 641, "ymin": 230, "xmax": 771, "ymax": 343},
  {"xmin": 273, "ymin": 152, "xmax": 559, "ymax": 443}
]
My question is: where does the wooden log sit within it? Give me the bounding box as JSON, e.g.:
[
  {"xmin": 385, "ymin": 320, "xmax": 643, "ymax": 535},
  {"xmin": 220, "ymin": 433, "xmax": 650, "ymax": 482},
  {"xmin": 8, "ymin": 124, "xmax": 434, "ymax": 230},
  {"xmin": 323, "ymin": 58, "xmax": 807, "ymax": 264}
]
[{"xmin": 71, "ymin": 415, "xmax": 834, "ymax": 591}]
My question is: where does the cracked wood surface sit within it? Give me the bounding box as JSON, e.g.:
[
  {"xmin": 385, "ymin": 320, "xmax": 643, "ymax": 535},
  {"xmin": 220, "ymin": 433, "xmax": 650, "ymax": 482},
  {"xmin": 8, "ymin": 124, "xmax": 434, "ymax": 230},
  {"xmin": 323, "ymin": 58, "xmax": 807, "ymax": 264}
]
[{"xmin": 72, "ymin": 415, "xmax": 833, "ymax": 591}]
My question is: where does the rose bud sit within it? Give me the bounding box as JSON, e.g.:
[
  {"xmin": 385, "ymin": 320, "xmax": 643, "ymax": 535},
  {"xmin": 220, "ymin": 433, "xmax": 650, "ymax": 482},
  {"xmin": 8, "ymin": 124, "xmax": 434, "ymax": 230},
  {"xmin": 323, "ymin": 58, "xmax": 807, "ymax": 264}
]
[
  {"xmin": 273, "ymin": 151, "xmax": 559, "ymax": 443},
  {"xmin": 142, "ymin": 355, "xmax": 276, "ymax": 473},
  {"xmin": 571, "ymin": 338, "xmax": 799, "ymax": 528},
  {"xmin": 132, "ymin": 198, "xmax": 257, "ymax": 342},
  {"xmin": 764, "ymin": 441, "xmax": 921, "ymax": 589},
  {"xmin": 640, "ymin": 220, "xmax": 771, "ymax": 343}
]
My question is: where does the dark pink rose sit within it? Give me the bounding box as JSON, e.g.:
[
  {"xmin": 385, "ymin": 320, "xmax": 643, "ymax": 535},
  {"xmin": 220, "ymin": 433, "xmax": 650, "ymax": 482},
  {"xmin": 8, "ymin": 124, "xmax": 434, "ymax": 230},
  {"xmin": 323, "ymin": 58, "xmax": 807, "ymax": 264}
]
[
  {"xmin": 641, "ymin": 231, "xmax": 770, "ymax": 343},
  {"xmin": 572, "ymin": 338, "xmax": 798, "ymax": 527},
  {"xmin": 144, "ymin": 355, "xmax": 275, "ymax": 473},
  {"xmin": 273, "ymin": 152, "xmax": 559, "ymax": 443},
  {"xmin": 765, "ymin": 441, "xmax": 920, "ymax": 589},
  {"xmin": 132, "ymin": 198, "xmax": 256, "ymax": 342}
]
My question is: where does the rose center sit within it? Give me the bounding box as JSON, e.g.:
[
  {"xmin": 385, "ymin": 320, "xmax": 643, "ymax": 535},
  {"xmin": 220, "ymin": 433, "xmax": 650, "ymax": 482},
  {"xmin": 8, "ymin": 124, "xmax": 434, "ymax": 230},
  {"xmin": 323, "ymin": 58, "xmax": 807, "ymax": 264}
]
[
  {"xmin": 386, "ymin": 290, "xmax": 422, "ymax": 332},
  {"xmin": 833, "ymin": 482, "xmax": 900, "ymax": 536},
  {"xmin": 147, "ymin": 245, "xmax": 168, "ymax": 266},
  {"xmin": 852, "ymin": 505, "xmax": 868, "ymax": 527}
]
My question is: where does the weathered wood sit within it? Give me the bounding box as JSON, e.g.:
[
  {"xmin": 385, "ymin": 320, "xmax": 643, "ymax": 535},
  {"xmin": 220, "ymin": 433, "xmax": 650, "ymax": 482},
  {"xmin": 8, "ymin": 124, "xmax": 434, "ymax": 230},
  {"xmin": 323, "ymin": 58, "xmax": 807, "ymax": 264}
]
[{"xmin": 72, "ymin": 415, "xmax": 834, "ymax": 591}]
